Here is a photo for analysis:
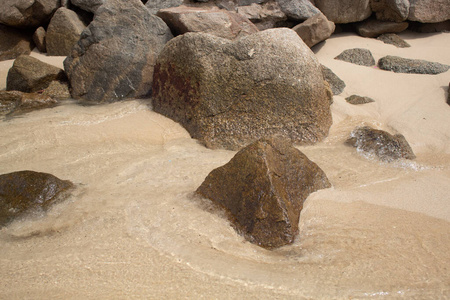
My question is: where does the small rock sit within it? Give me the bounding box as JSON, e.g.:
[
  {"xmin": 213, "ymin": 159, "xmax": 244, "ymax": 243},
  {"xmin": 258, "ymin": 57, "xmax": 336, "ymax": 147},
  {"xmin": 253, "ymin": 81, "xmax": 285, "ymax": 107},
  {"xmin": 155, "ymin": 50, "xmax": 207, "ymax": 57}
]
[
  {"xmin": 377, "ymin": 33, "xmax": 410, "ymax": 48},
  {"xmin": 335, "ymin": 48, "xmax": 376, "ymax": 66},
  {"xmin": 293, "ymin": 12, "xmax": 335, "ymax": 48},
  {"xmin": 355, "ymin": 18, "xmax": 408, "ymax": 38},
  {"xmin": 346, "ymin": 126, "xmax": 415, "ymax": 162},
  {"xmin": 33, "ymin": 27, "xmax": 47, "ymax": 53},
  {"xmin": 0, "ymin": 171, "xmax": 73, "ymax": 227},
  {"xmin": 196, "ymin": 137, "xmax": 331, "ymax": 249},
  {"xmin": 378, "ymin": 55, "xmax": 450, "ymax": 75},
  {"xmin": 321, "ymin": 65, "xmax": 345, "ymax": 95},
  {"xmin": 0, "ymin": 90, "xmax": 58, "ymax": 116},
  {"xmin": 276, "ymin": 0, "xmax": 320, "ymax": 21},
  {"xmin": 345, "ymin": 94, "xmax": 375, "ymax": 104},
  {"xmin": 0, "ymin": 24, "xmax": 33, "ymax": 62}
]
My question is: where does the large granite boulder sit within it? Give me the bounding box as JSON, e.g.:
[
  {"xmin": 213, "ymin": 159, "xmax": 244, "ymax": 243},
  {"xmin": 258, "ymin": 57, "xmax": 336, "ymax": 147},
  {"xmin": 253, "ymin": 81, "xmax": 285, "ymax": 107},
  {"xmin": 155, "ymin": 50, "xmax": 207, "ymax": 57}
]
[
  {"xmin": 7, "ymin": 55, "xmax": 67, "ymax": 93},
  {"xmin": 378, "ymin": 55, "xmax": 450, "ymax": 74},
  {"xmin": 0, "ymin": 171, "xmax": 73, "ymax": 227},
  {"xmin": 408, "ymin": 0, "xmax": 450, "ymax": 23},
  {"xmin": 0, "ymin": 25, "xmax": 33, "ymax": 61},
  {"xmin": 146, "ymin": 0, "xmax": 183, "ymax": 15},
  {"xmin": 335, "ymin": 48, "xmax": 376, "ymax": 66},
  {"xmin": 370, "ymin": 0, "xmax": 410, "ymax": 22},
  {"xmin": 314, "ymin": 0, "xmax": 372, "ymax": 23},
  {"xmin": 293, "ymin": 12, "xmax": 335, "ymax": 48},
  {"xmin": 0, "ymin": 0, "xmax": 60, "ymax": 28},
  {"xmin": 46, "ymin": 7, "xmax": 86, "ymax": 56},
  {"xmin": 71, "ymin": 0, "xmax": 104, "ymax": 13},
  {"xmin": 276, "ymin": 0, "xmax": 320, "ymax": 21},
  {"xmin": 152, "ymin": 28, "xmax": 333, "ymax": 150},
  {"xmin": 157, "ymin": 6, "xmax": 259, "ymax": 39},
  {"xmin": 196, "ymin": 137, "xmax": 331, "ymax": 249},
  {"xmin": 0, "ymin": 90, "xmax": 58, "ymax": 116},
  {"xmin": 346, "ymin": 126, "xmax": 415, "ymax": 162},
  {"xmin": 64, "ymin": 0, "xmax": 173, "ymax": 103}
]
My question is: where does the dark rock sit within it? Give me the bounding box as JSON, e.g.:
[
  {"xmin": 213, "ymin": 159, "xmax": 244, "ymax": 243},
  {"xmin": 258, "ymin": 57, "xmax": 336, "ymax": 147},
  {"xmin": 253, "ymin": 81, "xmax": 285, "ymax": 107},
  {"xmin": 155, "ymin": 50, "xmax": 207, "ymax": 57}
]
[
  {"xmin": 0, "ymin": 25, "xmax": 33, "ymax": 62},
  {"xmin": 236, "ymin": 2, "xmax": 287, "ymax": 30},
  {"xmin": 293, "ymin": 12, "xmax": 335, "ymax": 47},
  {"xmin": 370, "ymin": 0, "xmax": 410, "ymax": 22},
  {"xmin": 409, "ymin": 20, "xmax": 450, "ymax": 33},
  {"xmin": 276, "ymin": 0, "xmax": 320, "ymax": 21},
  {"xmin": 0, "ymin": 90, "xmax": 58, "ymax": 116},
  {"xmin": 345, "ymin": 94, "xmax": 375, "ymax": 104},
  {"xmin": 408, "ymin": 0, "xmax": 450, "ymax": 23},
  {"xmin": 378, "ymin": 55, "xmax": 450, "ymax": 75},
  {"xmin": 335, "ymin": 48, "xmax": 376, "ymax": 66},
  {"xmin": 346, "ymin": 126, "xmax": 416, "ymax": 162},
  {"xmin": 145, "ymin": 0, "xmax": 183, "ymax": 15},
  {"xmin": 157, "ymin": 6, "xmax": 259, "ymax": 39},
  {"xmin": 447, "ymin": 82, "xmax": 450, "ymax": 106},
  {"xmin": 377, "ymin": 33, "xmax": 410, "ymax": 48},
  {"xmin": 71, "ymin": 0, "xmax": 104, "ymax": 13},
  {"xmin": 46, "ymin": 7, "xmax": 86, "ymax": 56},
  {"xmin": 196, "ymin": 137, "xmax": 331, "ymax": 249},
  {"xmin": 42, "ymin": 81, "xmax": 71, "ymax": 100},
  {"xmin": 64, "ymin": 0, "xmax": 173, "ymax": 103},
  {"xmin": 0, "ymin": 171, "xmax": 73, "ymax": 227},
  {"xmin": 321, "ymin": 65, "xmax": 345, "ymax": 95},
  {"xmin": 32, "ymin": 27, "xmax": 47, "ymax": 53},
  {"xmin": 314, "ymin": 0, "xmax": 372, "ymax": 24},
  {"xmin": 7, "ymin": 55, "xmax": 67, "ymax": 93},
  {"xmin": 152, "ymin": 28, "xmax": 332, "ymax": 150},
  {"xmin": 355, "ymin": 18, "xmax": 408, "ymax": 38},
  {"xmin": 0, "ymin": 0, "xmax": 60, "ymax": 28}
]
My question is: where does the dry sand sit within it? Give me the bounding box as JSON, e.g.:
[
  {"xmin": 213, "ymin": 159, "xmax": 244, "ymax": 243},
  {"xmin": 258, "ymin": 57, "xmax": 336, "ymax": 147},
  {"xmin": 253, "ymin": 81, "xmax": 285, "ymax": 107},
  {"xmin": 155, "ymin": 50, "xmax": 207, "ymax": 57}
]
[{"xmin": 0, "ymin": 31, "xmax": 449, "ymax": 299}]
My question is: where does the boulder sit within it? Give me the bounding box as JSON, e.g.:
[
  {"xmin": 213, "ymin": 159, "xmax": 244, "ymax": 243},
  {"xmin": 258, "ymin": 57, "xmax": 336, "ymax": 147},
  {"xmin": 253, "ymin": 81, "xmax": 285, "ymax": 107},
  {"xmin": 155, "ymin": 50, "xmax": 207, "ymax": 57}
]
[
  {"xmin": 32, "ymin": 27, "xmax": 47, "ymax": 53},
  {"xmin": 378, "ymin": 55, "xmax": 450, "ymax": 74},
  {"xmin": 196, "ymin": 137, "xmax": 331, "ymax": 249},
  {"xmin": 236, "ymin": 2, "xmax": 287, "ymax": 30},
  {"xmin": 46, "ymin": 7, "xmax": 87, "ymax": 56},
  {"xmin": 345, "ymin": 95, "xmax": 375, "ymax": 104},
  {"xmin": 321, "ymin": 65, "xmax": 345, "ymax": 95},
  {"xmin": 70, "ymin": 0, "xmax": 104, "ymax": 13},
  {"xmin": 64, "ymin": 0, "xmax": 173, "ymax": 103},
  {"xmin": 146, "ymin": 0, "xmax": 183, "ymax": 15},
  {"xmin": 0, "ymin": 90, "xmax": 58, "ymax": 116},
  {"xmin": 276, "ymin": 0, "xmax": 320, "ymax": 21},
  {"xmin": 157, "ymin": 6, "xmax": 259, "ymax": 39},
  {"xmin": 292, "ymin": 12, "xmax": 335, "ymax": 48},
  {"xmin": 0, "ymin": 171, "xmax": 73, "ymax": 227},
  {"xmin": 335, "ymin": 48, "xmax": 376, "ymax": 66},
  {"xmin": 314, "ymin": 0, "xmax": 372, "ymax": 23},
  {"xmin": 7, "ymin": 55, "xmax": 67, "ymax": 93},
  {"xmin": 346, "ymin": 126, "xmax": 415, "ymax": 162},
  {"xmin": 0, "ymin": 0, "xmax": 60, "ymax": 28},
  {"xmin": 152, "ymin": 28, "xmax": 333, "ymax": 150},
  {"xmin": 408, "ymin": 0, "xmax": 450, "ymax": 23},
  {"xmin": 377, "ymin": 33, "xmax": 410, "ymax": 48},
  {"xmin": 0, "ymin": 25, "xmax": 33, "ymax": 62},
  {"xmin": 355, "ymin": 18, "xmax": 408, "ymax": 38},
  {"xmin": 370, "ymin": 0, "xmax": 410, "ymax": 22}
]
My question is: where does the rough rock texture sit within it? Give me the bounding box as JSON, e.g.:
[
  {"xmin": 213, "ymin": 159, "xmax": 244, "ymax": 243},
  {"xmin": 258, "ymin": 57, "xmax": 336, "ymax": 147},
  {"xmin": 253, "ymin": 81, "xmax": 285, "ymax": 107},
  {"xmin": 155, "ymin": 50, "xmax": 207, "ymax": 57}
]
[
  {"xmin": 196, "ymin": 137, "xmax": 331, "ymax": 249},
  {"xmin": 32, "ymin": 26, "xmax": 47, "ymax": 53},
  {"xmin": 0, "ymin": 25, "xmax": 33, "ymax": 61},
  {"xmin": 146, "ymin": 0, "xmax": 183, "ymax": 15},
  {"xmin": 71, "ymin": 0, "xmax": 104, "ymax": 13},
  {"xmin": 0, "ymin": 0, "xmax": 60, "ymax": 28},
  {"xmin": 314, "ymin": 0, "xmax": 372, "ymax": 23},
  {"xmin": 64, "ymin": 0, "xmax": 173, "ymax": 103},
  {"xmin": 355, "ymin": 18, "xmax": 409, "ymax": 38},
  {"xmin": 0, "ymin": 171, "xmax": 73, "ymax": 227},
  {"xmin": 236, "ymin": 2, "xmax": 287, "ymax": 30},
  {"xmin": 0, "ymin": 90, "xmax": 58, "ymax": 116},
  {"xmin": 345, "ymin": 95, "xmax": 375, "ymax": 104},
  {"xmin": 335, "ymin": 48, "xmax": 376, "ymax": 66},
  {"xmin": 346, "ymin": 126, "xmax": 416, "ymax": 162},
  {"xmin": 152, "ymin": 28, "xmax": 333, "ymax": 150},
  {"xmin": 378, "ymin": 55, "xmax": 450, "ymax": 74},
  {"xmin": 46, "ymin": 7, "xmax": 86, "ymax": 56},
  {"xmin": 157, "ymin": 6, "xmax": 259, "ymax": 39},
  {"xmin": 321, "ymin": 65, "xmax": 345, "ymax": 95},
  {"xmin": 7, "ymin": 55, "xmax": 67, "ymax": 93},
  {"xmin": 293, "ymin": 12, "xmax": 335, "ymax": 47},
  {"xmin": 41, "ymin": 80, "xmax": 71, "ymax": 99},
  {"xmin": 370, "ymin": 0, "xmax": 410, "ymax": 22},
  {"xmin": 408, "ymin": 0, "xmax": 450, "ymax": 23},
  {"xmin": 377, "ymin": 33, "xmax": 410, "ymax": 47},
  {"xmin": 277, "ymin": 0, "xmax": 320, "ymax": 21}
]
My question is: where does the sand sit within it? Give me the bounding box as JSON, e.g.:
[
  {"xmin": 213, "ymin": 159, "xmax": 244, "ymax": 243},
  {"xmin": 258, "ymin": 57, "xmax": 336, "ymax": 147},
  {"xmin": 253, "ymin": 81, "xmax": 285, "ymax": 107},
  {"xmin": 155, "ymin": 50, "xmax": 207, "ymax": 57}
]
[{"xmin": 0, "ymin": 31, "xmax": 449, "ymax": 299}]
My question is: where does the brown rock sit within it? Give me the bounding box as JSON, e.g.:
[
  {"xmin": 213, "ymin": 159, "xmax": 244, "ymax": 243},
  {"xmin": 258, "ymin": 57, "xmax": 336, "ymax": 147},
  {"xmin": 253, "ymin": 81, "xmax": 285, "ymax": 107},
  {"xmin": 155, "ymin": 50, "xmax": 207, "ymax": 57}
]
[
  {"xmin": 196, "ymin": 137, "xmax": 331, "ymax": 249},
  {"xmin": 377, "ymin": 33, "xmax": 410, "ymax": 48},
  {"xmin": 345, "ymin": 94, "xmax": 375, "ymax": 105},
  {"xmin": 0, "ymin": 24, "xmax": 33, "ymax": 62},
  {"xmin": 293, "ymin": 12, "xmax": 335, "ymax": 47},
  {"xmin": 0, "ymin": 0, "xmax": 60, "ymax": 28},
  {"xmin": 314, "ymin": 0, "xmax": 372, "ymax": 23},
  {"xmin": 145, "ymin": 0, "xmax": 183, "ymax": 15},
  {"xmin": 0, "ymin": 90, "xmax": 58, "ymax": 116},
  {"xmin": 236, "ymin": 2, "xmax": 287, "ymax": 30},
  {"xmin": 33, "ymin": 27, "xmax": 47, "ymax": 53},
  {"xmin": 355, "ymin": 18, "xmax": 408, "ymax": 38},
  {"xmin": 408, "ymin": 0, "xmax": 450, "ymax": 23},
  {"xmin": 370, "ymin": 0, "xmax": 410, "ymax": 22}
]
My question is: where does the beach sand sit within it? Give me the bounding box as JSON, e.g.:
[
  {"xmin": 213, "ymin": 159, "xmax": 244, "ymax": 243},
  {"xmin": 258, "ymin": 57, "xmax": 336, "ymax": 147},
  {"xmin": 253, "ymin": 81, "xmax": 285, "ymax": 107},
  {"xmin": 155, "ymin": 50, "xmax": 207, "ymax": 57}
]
[{"xmin": 0, "ymin": 32, "xmax": 449, "ymax": 299}]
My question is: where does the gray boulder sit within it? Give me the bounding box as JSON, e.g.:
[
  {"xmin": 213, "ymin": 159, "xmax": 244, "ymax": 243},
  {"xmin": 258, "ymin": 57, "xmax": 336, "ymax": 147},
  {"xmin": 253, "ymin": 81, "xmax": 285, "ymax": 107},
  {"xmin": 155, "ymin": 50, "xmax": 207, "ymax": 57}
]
[
  {"xmin": 33, "ymin": 27, "xmax": 47, "ymax": 53},
  {"xmin": 146, "ymin": 0, "xmax": 183, "ymax": 15},
  {"xmin": 335, "ymin": 48, "xmax": 376, "ymax": 66},
  {"xmin": 64, "ymin": 0, "xmax": 173, "ymax": 103},
  {"xmin": 0, "ymin": 0, "xmax": 60, "ymax": 28},
  {"xmin": 408, "ymin": 0, "xmax": 450, "ymax": 23},
  {"xmin": 196, "ymin": 137, "xmax": 331, "ymax": 249},
  {"xmin": 370, "ymin": 0, "xmax": 410, "ymax": 22},
  {"xmin": 293, "ymin": 12, "xmax": 335, "ymax": 47},
  {"xmin": 314, "ymin": 0, "xmax": 372, "ymax": 23},
  {"xmin": 378, "ymin": 55, "xmax": 450, "ymax": 74},
  {"xmin": 46, "ymin": 7, "xmax": 86, "ymax": 56},
  {"xmin": 321, "ymin": 65, "xmax": 345, "ymax": 95},
  {"xmin": 70, "ymin": 0, "xmax": 104, "ymax": 13},
  {"xmin": 277, "ymin": 0, "xmax": 320, "ymax": 21},
  {"xmin": 236, "ymin": 2, "xmax": 287, "ymax": 30},
  {"xmin": 355, "ymin": 18, "xmax": 409, "ymax": 38},
  {"xmin": 152, "ymin": 28, "xmax": 332, "ymax": 150},
  {"xmin": 377, "ymin": 33, "xmax": 410, "ymax": 48},
  {"xmin": 0, "ymin": 25, "xmax": 33, "ymax": 61}
]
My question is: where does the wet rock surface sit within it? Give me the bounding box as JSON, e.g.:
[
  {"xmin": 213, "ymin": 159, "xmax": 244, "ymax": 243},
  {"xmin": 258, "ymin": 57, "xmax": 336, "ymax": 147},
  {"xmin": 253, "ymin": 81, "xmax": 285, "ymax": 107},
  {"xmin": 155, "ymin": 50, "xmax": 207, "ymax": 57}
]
[
  {"xmin": 378, "ymin": 55, "xmax": 450, "ymax": 75},
  {"xmin": 346, "ymin": 126, "xmax": 416, "ymax": 162},
  {"xmin": 377, "ymin": 33, "xmax": 410, "ymax": 48},
  {"xmin": 196, "ymin": 137, "xmax": 331, "ymax": 249},
  {"xmin": 0, "ymin": 170, "xmax": 74, "ymax": 227},
  {"xmin": 321, "ymin": 65, "xmax": 345, "ymax": 95},
  {"xmin": 0, "ymin": 25, "xmax": 33, "ymax": 61},
  {"xmin": 335, "ymin": 48, "xmax": 376, "ymax": 66},
  {"xmin": 345, "ymin": 94, "xmax": 375, "ymax": 105},
  {"xmin": 0, "ymin": 90, "xmax": 58, "ymax": 116}
]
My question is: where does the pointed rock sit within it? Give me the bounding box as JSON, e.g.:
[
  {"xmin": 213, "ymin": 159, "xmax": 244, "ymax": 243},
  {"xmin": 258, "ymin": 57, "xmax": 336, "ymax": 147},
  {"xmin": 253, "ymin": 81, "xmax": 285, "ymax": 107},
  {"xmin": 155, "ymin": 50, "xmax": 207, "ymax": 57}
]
[
  {"xmin": 293, "ymin": 12, "xmax": 335, "ymax": 47},
  {"xmin": 335, "ymin": 48, "xmax": 375, "ymax": 66}
]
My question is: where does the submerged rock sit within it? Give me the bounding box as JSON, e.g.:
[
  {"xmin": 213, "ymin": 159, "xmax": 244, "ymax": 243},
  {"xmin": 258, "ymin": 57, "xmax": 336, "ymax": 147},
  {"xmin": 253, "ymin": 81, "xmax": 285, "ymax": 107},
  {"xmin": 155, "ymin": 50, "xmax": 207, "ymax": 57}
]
[
  {"xmin": 378, "ymin": 55, "xmax": 450, "ymax": 75},
  {"xmin": 152, "ymin": 28, "xmax": 332, "ymax": 150},
  {"xmin": 0, "ymin": 90, "xmax": 58, "ymax": 116},
  {"xmin": 321, "ymin": 65, "xmax": 346, "ymax": 95},
  {"xmin": 346, "ymin": 126, "xmax": 416, "ymax": 162},
  {"xmin": 335, "ymin": 48, "xmax": 375, "ymax": 66},
  {"xmin": 345, "ymin": 95, "xmax": 375, "ymax": 105},
  {"xmin": 0, "ymin": 171, "xmax": 74, "ymax": 227},
  {"xmin": 196, "ymin": 137, "xmax": 331, "ymax": 249},
  {"xmin": 377, "ymin": 33, "xmax": 410, "ymax": 48}
]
